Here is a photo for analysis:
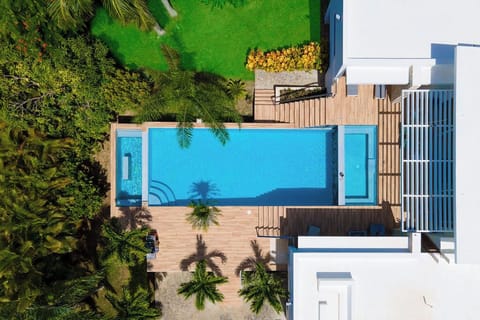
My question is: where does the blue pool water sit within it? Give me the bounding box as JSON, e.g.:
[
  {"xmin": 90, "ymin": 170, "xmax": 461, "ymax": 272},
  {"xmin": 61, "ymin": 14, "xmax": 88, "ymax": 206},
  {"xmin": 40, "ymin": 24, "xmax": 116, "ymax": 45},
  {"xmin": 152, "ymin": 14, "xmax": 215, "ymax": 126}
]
[
  {"xmin": 148, "ymin": 128, "xmax": 336, "ymax": 206},
  {"xmin": 344, "ymin": 126, "xmax": 377, "ymax": 205},
  {"xmin": 345, "ymin": 134, "xmax": 368, "ymax": 197},
  {"xmin": 116, "ymin": 131, "xmax": 142, "ymax": 206}
]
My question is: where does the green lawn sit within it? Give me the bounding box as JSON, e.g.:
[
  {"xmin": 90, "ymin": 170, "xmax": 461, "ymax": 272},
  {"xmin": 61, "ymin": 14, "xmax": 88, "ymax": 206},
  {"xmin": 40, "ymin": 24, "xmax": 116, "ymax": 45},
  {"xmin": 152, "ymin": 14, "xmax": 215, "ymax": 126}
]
[{"xmin": 91, "ymin": 0, "xmax": 320, "ymax": 79}]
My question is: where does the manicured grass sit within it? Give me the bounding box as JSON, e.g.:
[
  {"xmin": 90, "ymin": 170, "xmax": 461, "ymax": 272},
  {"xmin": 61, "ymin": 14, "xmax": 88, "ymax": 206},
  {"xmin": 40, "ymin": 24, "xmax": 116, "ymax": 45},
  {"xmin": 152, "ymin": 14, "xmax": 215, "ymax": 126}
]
[{"xmin": 91, "ymin": 0, "xmax": 320, "ymax": 79}]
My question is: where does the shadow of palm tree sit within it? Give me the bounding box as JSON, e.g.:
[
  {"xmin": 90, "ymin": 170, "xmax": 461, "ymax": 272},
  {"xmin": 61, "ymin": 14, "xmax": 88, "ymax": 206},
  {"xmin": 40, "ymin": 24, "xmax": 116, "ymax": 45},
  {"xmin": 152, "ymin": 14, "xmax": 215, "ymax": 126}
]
[
  {"xmin": 235, "ymin": 240, "xmax": 272, "ymax": 276},
  {"xmin": 189, "ymin": 180, "xmax": 219, "ymax": 202},
  {"xmin": 117, "ymin": 206, "xmax": 153, "ymax": 230},
  {"xmin": 180, "ymin": 235, "xmax": 227, "ymax": 276}
]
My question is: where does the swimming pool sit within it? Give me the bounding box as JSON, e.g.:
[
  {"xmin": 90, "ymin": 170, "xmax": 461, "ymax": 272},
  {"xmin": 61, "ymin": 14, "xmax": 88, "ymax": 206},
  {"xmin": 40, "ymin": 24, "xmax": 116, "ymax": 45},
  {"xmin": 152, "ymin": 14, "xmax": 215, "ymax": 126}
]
[
  {"xmin": 116, "ymin": 130, "xmax": 142, "ymax": 206},
  {"xmin": 114, "ymin": 125, "xmax": 377, "ymax": 207},
  {"xmin": 148, "ymin": 128, "xmax": 337, "ymax": 206}
]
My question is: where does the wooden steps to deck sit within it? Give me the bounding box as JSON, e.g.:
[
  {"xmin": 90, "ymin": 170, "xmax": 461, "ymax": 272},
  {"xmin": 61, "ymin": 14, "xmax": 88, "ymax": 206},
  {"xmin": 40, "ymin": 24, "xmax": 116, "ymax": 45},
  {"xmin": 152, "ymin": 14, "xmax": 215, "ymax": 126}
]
[
  {"xmin": 256, "ymin": 206, "xmax": 286, "ymax": 237},
  {"xmin": 275, "ymin": 98, "xmax": 327, "ymax": 128}
]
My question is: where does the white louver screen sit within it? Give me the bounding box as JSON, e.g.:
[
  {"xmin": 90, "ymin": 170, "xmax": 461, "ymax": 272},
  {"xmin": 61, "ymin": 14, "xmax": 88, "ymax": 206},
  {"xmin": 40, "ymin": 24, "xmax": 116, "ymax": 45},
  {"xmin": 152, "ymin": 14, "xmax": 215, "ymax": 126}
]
[{"xmin": 401, "ymin": 90, "xmax": 454, "ymax": 232}]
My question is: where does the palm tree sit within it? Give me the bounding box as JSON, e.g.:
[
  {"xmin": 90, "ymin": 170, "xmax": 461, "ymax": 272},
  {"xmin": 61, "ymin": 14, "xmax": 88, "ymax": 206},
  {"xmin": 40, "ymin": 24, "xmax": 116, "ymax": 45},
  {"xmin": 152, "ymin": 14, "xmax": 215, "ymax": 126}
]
[
  {"xmin": 106, "ymin": 286, "xmax": 160, "ymax": 320},
  {"xmin": 177, "ymin": 260, "xmax": 228, "ymax": 310},
  {"xmin": 101, "ymin": 222, "xmax": 149, "ymax": 265},
  {"xmin": 235, "ymin": 240, "xmax": 272, "ymax": 276},
  {"xmin": 186, "ymin": 201, "xmax": 222, "ymax": 231},
  {"xmin": 180, "ymin": 235, "xmax": 227, "ymax": 276},
  {"xmin": 238, "ymin": 263, "xmax": 288, "ymax": 314},
  {"xmin": 48, "ymin": 0, "xmax": 156, "ymax": 31},
  {"xmin": 136, "ymin": 45, "xmax": 242, "ymax": 148}
]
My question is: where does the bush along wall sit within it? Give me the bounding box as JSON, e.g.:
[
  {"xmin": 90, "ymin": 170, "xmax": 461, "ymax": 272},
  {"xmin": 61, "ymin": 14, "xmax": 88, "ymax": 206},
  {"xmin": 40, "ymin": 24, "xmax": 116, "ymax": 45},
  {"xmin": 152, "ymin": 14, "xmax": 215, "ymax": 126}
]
[{"xmin": 246, "ymin": 42, "xmax": 325, "ymax": 73}]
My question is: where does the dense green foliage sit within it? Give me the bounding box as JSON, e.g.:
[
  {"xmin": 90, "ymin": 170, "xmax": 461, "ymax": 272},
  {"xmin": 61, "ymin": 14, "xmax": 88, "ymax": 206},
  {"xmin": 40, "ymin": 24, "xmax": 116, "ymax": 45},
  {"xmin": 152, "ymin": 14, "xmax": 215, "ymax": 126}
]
[
  {"xmin": 177, "ymin": 260, "xmax": 228, "ymax": 310},
  {"xmin": 106, "ymin": 286, "xmax": 160, "ymax": 319},
  {"xmin": 0, "ymin": 1, "xmax": 158, "ymax": 317},
  {"xmin": 238, "ymin": 263, "xmax": 288, "ymax": 314},
  {"xmin": 102, "ymin": 221, "xmax": 149, "ymax": 266},
  {"xmin": 1, "ymin": 36, "xmax": 150, "ymax": 219},
  {"xmin": 0, "ymin": 123, "xmax": 102, "ymax": 317},
  {"xmin": 91, "ymin": 0, "xmax": 318, "ymax": 79}
]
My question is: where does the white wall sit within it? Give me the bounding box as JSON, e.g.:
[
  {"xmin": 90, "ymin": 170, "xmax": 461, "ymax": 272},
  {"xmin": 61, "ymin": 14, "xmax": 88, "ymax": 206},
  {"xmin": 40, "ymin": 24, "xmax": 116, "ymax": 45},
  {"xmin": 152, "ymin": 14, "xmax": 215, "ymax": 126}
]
[{"xmin": 454, "ymin": 45, "xmax": 480, "ymax": 264}]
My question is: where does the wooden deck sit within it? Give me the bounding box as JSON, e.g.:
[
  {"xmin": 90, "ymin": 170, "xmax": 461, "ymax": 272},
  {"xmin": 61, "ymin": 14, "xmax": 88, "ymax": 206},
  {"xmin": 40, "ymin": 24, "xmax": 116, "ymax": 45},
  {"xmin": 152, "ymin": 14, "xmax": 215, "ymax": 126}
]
[
  {"xmin": 256, "ymin": 204, "xmax": 398, "ymax": 237},
  {"xmin": 112, "ymin": 206, "xmax": 275, "ymax": 305},
  {"xmin": 254, "ymin": 77, "xmax": 379, "ymax": 126},
  {"xmin": 253, "ymin": 76, "xmax": 401, "ymax": 225}
]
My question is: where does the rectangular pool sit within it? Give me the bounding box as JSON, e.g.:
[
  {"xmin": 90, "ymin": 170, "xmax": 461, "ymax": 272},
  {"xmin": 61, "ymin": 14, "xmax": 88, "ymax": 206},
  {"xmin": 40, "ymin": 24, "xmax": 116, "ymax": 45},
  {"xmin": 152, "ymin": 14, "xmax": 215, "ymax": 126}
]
[
  {"xmin": 116, "ymin": 130, "xmax": 142, "ymax": 206},
  {"xmin": 114, "ymin": 125, "xmax": 377, "ymax": 207},
  {"xmin": 148, "ymin": 128, "xmax": 337, "ymax": 206}
]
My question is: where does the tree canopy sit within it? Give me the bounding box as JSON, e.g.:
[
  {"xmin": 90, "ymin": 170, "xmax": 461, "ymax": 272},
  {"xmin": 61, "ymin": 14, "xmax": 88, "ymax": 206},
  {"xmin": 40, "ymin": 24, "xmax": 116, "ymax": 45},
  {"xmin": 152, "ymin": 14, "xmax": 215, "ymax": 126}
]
[
  {"xmin": 0, "ymin": 1, "xmax": 156, "ymax": 316},
  {"xmin": 177, "ymin": 260, "xmax": 228, "ymax": 310}
]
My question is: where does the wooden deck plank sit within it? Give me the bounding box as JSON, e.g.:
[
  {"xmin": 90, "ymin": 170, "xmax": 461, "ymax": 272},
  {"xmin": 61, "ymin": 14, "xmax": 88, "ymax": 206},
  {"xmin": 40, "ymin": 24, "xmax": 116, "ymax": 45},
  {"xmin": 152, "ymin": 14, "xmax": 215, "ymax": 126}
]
[
  {"xmin": 128, "ymin": 206, "xmax": 275, "ymax": 304},
  {"xmin": 251, "ymin": 76, "xmax": 401, "ymax": 223}
]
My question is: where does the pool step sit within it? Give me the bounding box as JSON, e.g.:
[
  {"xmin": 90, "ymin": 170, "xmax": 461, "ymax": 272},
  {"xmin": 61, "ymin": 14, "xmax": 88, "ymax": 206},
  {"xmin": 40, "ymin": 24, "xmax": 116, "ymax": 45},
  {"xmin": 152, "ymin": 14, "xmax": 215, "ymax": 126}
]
[
  {"xmin": 256, "ymin": 206, "xmax": 286, "ymax": 237},
  {"xmin": 275, "ymin": 97, "xmax": 327, "ymax": 127}
]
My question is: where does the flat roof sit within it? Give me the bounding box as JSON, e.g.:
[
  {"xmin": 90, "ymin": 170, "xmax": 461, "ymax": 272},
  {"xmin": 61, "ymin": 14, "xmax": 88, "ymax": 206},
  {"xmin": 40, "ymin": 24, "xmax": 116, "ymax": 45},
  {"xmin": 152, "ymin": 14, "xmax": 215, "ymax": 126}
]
[
  {"xmin": 345, "ymin": 0, "xmax": 480, "ymax": 61},
  {"xmin": 291, "ymin": 250, "xmax": 480, "ymax": 319},
  {"xmin": 454, "ymin": 45, "xmax": 480, "ymax": 264},
  {"xmin": 329, "ymin": 0, "xmax": 480, "ymax": 84}
]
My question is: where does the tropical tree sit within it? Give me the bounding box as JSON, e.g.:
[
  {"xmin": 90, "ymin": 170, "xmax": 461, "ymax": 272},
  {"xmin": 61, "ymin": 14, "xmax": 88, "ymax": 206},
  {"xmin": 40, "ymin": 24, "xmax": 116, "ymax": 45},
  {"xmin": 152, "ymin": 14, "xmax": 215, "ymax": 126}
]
[
  {"xmin": 47, "ymin": 0, "xmax": 156, "ymax": 31},
  {"xmin": 106, "ymin": 286, "xmax": 160, "ymax": 320},
  {"xmin": 19, "ymin": 273, "xmax": 105, "ymax": 320},
  {"xmin": 0, "ymin": 123, "xmax": 94, "ymax": 315},
  {"xmin": 136, "ymin": 45, "xmax": 242, "ymax": 148},
  {"xmin": 235, "ymin": 240, "xmax": 272, "ymax": 276},
  {"xmin": 238, "ymin": 263, "xmax": 288, "ymax": 314},
  {"xmin": 186, "ymin": 201, "xmax": 222, "ymax": 231},
  {"xmin": 180, "ymin": 235, "xmax": 227, "ymax": 276},
  {"xmin": 177, "ymin": 260, "xmax": 228, "ymax": 310},
  {"xmin": 101, "ymin": 222, "xmax": 149, "ymax": 265}
]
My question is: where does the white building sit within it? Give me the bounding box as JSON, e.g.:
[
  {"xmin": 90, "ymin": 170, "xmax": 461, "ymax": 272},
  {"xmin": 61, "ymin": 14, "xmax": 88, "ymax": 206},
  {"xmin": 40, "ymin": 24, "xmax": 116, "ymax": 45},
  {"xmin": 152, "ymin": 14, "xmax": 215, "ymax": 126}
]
[
  {"xmin": 289, "ymin": 1, "xmax": 480, "ymax": 319},
  {"xmin": 325, "ymin": 0, "xmax": 480, "ymax": 88}
]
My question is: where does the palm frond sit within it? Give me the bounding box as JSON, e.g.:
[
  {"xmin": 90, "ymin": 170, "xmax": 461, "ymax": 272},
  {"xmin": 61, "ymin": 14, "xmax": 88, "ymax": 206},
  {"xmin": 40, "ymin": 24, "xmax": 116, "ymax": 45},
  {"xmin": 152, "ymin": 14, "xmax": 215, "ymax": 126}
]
[
  {"xmin": 101, "ymin": 0, "xmax": 132, "ymax": 22},
  {"xmin": 176, "ymin": 120, "xmax": 193, "ymax": 149},
  {"xmin": 177, "ymin": 260, "xmax": 227, "ymax": 310},
  {"xmin": 238, "ymin": 263, "xmax": 288, "ymax": 314},
  {"xmin": 48, "ymin": 0, "xmax": 93, "ymax": 31},
  {"xmin": 161, "ymin": 45, "xmax": 181, "ymax": 71}
]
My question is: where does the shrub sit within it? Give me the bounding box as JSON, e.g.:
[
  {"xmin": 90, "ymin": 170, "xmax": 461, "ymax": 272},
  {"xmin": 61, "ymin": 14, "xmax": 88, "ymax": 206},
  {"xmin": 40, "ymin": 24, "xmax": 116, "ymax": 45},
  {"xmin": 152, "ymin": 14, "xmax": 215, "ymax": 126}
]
[{"xmin": 246, "ymin": 42, "xmax": 325, "ymax": 72}]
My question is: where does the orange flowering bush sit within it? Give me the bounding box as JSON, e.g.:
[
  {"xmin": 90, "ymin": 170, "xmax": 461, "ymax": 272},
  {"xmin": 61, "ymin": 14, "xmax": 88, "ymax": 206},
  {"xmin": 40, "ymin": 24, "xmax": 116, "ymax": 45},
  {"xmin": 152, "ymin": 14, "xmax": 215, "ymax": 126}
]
[{"xmin": 246, "ymin": 42, "xmax": 325, "ymax": 72}]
